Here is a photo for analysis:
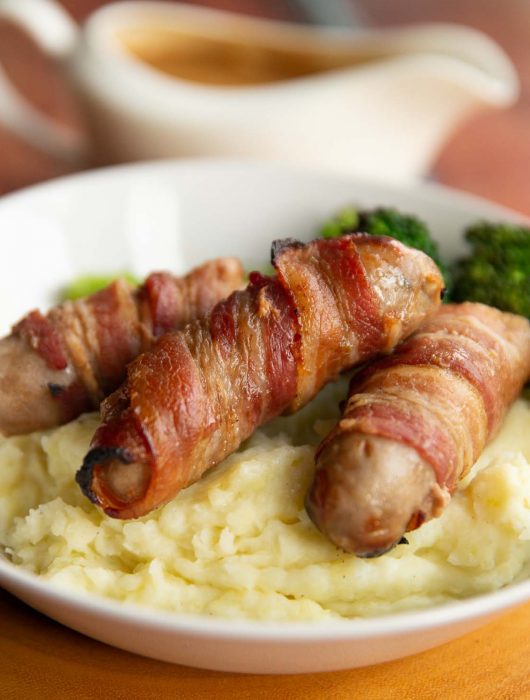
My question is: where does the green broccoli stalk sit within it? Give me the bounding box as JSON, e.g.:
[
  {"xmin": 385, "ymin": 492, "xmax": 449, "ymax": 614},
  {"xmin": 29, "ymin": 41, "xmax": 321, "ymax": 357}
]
[
  {"xmin": 320, "ymin": 207, "xmax": 360, "ymax": 239},
  {"xmin": 450, "ymin": 221, "xmax": 530, "ymax": 318},
  {"xmin": 319, "ymin": 206, "xmax": 450, "ymax": 294},
  {"xmin": 60, "ymin": 272, "xmax": 140, "ymax": 302}
]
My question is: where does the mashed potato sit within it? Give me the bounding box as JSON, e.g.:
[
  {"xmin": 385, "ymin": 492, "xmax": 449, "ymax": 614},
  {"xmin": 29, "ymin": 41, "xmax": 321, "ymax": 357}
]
[{"xmin": 1, "ymin": 379, "xmax": 530, "ymax": 621}]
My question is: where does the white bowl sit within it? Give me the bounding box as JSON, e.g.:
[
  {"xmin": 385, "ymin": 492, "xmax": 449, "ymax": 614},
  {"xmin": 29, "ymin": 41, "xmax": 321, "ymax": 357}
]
[{"xmin": 0, "ymin": 159, "xmax": 528, "ymax": 674}]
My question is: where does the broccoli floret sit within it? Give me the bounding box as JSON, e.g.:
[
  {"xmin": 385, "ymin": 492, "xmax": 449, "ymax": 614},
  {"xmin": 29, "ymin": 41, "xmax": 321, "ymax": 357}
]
[
  {"xmin": 319, "ymin": 206, "xmax": 450, "ymax": 293},
  {"xmin": 450, "ymin": 221, "xmax": 530, "ymax": 317}
]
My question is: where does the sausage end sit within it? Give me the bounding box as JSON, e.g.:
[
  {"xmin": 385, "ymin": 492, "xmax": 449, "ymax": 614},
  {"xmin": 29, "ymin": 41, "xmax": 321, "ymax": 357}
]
[{"xmin": 307, "ymin": 433, "xmax": 442, "ymax": 557}]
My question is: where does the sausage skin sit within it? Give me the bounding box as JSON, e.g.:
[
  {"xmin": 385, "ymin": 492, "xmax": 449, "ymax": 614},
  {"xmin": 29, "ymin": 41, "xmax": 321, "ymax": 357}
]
[
  {"xmin": 76, "ymin": 234, "xmax": 444, "ymax": 519},
  {"xmin": 0, "ymin": 258, "xmax": 244, "ymax": 436},
  {"xmin": 307, "ymin": 303, "xmax": 530, "ymax": 556}
]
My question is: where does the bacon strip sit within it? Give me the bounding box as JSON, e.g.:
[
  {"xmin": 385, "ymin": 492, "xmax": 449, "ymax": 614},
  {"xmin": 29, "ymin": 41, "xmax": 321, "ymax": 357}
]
[
  {"xmin": 0, "ymin": 258, "xmax": 244, "ymax": 436},
  {"xmin": 307, "ymin": 302, "xmax": 530, "ymax": 556},
  {"xmin": 76, "ymin": 234, "xmax": 444, "ymax": 519}
]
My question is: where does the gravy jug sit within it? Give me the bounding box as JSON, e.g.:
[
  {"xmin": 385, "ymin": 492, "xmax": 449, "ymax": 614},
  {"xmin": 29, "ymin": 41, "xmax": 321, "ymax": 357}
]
[{"xmin": 0, "ymin": 0, "xmax": 518, "ymax": 181}]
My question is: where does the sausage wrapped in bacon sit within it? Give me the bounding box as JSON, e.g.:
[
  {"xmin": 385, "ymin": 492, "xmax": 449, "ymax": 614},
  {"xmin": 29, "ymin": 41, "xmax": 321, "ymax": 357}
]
[
  {"xmin": 307, "ymin": 302, "xmax": 530, "ymax": 557},
  {"xmin": 76, "ymin": 234, "xmax": 444, "ymax": 519},
  {"xmin": 0, "ymin": 258, "xmax": 244, "ymax": 436}
]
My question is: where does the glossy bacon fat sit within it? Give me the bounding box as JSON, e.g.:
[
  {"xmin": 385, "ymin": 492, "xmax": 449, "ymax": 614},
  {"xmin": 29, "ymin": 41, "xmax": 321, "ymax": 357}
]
[
  {"xmin": 307, "ymin": 302, "xmax": 530, "ymax": 557},
  {"xmin": 77, "ymin": 234, "xmax": 444, "ymax": 519},
  {"xmin": 0, "ymin": 259, "xmax": 244, "ymax": 436}
]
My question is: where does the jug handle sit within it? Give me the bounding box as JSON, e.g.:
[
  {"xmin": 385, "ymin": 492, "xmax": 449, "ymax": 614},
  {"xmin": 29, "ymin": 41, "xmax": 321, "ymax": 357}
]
[{"xmin": 0, "ymin": 0, "xmax": 87, "ymax": 164}]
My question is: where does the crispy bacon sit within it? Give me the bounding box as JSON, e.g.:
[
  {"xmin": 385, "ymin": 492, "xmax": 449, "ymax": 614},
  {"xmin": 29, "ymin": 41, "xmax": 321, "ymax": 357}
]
[
  {"xmin": 77, "ymin": 234, "xmax": 444, "ymax": 519},
  {"xmin": 307, "ymin": 302, "xmax": 530, "ymax": 556},
  {"xmin": 0, "ymin": 258, "xmax": 244, "ymax": 436},
  {"xmin": 14, "ymin": 310, "xmax": 69, "ymax": 371}
]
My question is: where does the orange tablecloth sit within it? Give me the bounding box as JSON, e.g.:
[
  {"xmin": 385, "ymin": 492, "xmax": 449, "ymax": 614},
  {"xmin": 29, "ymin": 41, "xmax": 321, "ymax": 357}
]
[
  {"xmin": 2, "ymin": 1, "xmax": 530, "ymax": 697},
  {"xmin": 2, "ymin": 588, "xmax": 530, "ymax": 699}
]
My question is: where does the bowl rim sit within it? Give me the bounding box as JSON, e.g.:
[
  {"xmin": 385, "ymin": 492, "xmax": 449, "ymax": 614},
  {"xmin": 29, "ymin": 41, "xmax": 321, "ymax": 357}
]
[
  {"xmin": 0, "ymin": 157, "xmax": 529, "ymax": 642},
  {"xmin": 0, "ymin": 156, "xmax": 527, "ymax": 223},
  {"xmin": 2, "ymin": 551, "xmax": 530, "ymax": 640}
]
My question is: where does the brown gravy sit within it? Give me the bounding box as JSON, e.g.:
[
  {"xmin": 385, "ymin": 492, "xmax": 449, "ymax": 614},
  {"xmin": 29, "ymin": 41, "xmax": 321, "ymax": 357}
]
[{"xmin": 119, "ymin": 26, "xmax": 365, "ymax": 86}]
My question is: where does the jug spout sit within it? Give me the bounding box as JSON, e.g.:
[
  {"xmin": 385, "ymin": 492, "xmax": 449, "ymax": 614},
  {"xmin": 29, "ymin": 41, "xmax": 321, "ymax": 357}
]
[
  {"xmin": 323, "ymin": 22, "xmax": 519, "ymax": 182},
  {"xmin": 381, "ymin": 23, "xmax": 519, "ymax": 107}
]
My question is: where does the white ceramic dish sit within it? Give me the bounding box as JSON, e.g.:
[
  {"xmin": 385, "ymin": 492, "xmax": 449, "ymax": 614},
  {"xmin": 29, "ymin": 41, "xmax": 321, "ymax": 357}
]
[{"xmin": 0, "ymin": 160, "xmax": 528, "ymax": 674}]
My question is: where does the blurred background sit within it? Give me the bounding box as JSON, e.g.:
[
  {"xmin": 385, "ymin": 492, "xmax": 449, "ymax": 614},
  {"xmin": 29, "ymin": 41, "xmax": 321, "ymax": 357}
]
[{"xmin": 1, "ymin": 0, "xmax": 529, "ymax": 214}]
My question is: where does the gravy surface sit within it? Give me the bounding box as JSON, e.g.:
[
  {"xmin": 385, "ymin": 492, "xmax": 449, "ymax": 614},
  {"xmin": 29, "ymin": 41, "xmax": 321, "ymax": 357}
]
[{"xmin": 119, "ymin": 26, "xmax": 364, "ymax": 86}]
